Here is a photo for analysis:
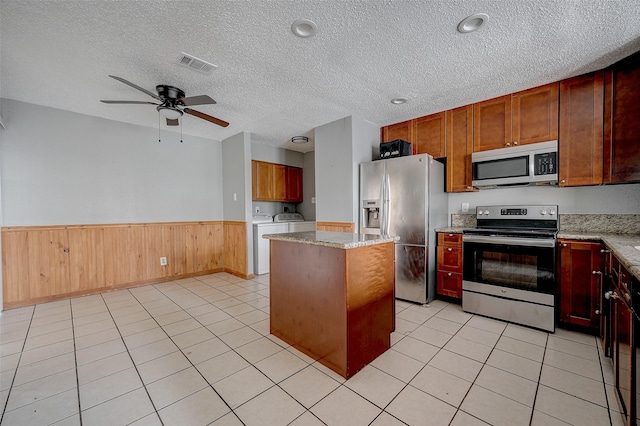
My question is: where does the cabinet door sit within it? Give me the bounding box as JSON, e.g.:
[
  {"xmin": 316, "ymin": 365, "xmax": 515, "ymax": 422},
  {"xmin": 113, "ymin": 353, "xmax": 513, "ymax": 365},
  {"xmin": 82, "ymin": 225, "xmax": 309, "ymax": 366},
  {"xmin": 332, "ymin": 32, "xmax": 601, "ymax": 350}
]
[
  {"xmin": 437, "ymin": 246, "xmax": 462, "ymax": 271},
  {"xmin": 413, "ymin": 112, "xmax": 446, "ymax": 158},
  {"xmin": 446, "ymin": 105, "xmax": 475, "ymax": 192},
  {"xmin": 559, "ymin": 72, "xmax": 604, "ymax": 186},
  {"xmin": 437, "ymin": 271, "xmax": 462, "ymax": 298},
  {"xmin": 512, "ymin": 82, "xmax": 559, "ymax": 147},
  {"xmin": 473, "ymin": 95, "xmax": 512, "ymax": 152},
  {"xmin": 604, "ymin": 52, "xmax": 640, "ymax": 184},
  {"xmin": 273, "ymin": 164, "xmax": 287, "ymax": 201},
  {"xmin": 559, "ymin": 240, "xmax": 603, "ymax": 330},
  {"xmin": 381, "ymin": 120, "xmax": 412, "ymax": 144},
  {"xmin": 252, "ymin": 160, "xmax": 274, "ymax": 200},
  {"xmin": 286, "ymin": 167, "xmax": 303, "ymax": 202}
]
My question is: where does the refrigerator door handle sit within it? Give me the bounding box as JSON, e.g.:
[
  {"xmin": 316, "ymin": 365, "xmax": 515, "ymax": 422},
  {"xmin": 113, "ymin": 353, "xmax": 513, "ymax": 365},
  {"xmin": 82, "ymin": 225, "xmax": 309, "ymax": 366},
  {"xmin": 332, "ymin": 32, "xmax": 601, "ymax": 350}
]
[{"xmin": 383, "ymin": 173, "xmax": 391, "ymax": 236}]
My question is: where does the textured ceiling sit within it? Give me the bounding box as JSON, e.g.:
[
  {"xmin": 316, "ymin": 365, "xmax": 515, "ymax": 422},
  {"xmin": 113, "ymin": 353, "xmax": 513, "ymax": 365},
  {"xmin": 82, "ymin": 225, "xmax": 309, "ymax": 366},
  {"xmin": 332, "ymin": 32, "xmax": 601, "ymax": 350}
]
[{"xmin": 1, "ymin": 1, "xmax": 639, "ymax": 153}]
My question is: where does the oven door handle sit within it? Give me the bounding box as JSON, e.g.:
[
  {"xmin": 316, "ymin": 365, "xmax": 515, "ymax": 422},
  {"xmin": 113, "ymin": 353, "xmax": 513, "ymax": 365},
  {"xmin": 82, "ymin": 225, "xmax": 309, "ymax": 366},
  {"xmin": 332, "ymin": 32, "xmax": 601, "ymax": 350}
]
[{"xmin": 462, "ymin": 234, "xmax": 556, "ymax": 248}]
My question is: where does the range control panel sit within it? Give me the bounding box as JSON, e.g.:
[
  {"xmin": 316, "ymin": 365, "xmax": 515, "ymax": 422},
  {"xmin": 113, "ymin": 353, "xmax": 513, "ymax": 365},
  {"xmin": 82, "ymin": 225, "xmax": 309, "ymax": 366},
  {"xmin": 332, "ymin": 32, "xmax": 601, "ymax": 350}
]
[{"xmin": 476, "ymin": 205, "xmax": 558, "ymax": 220}]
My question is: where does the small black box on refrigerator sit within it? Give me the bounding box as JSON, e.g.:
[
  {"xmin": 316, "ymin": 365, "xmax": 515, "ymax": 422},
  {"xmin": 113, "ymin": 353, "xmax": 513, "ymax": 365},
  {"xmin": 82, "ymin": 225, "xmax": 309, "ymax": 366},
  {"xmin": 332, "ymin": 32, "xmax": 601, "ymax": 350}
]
[{"xmin": 379, "ymin": 139, "xmax": 412, "ymax": 159}]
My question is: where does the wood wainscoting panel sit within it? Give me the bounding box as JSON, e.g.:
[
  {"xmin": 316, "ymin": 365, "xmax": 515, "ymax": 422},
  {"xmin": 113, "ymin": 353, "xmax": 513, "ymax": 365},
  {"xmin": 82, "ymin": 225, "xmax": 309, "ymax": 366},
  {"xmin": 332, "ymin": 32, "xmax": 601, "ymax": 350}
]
[
  {"xmin": 68, "ymin": 227, "xmax": 106, "ymax": 293},
  {"xmin": 2, "ymin": 221, "xmax": 229, "ymax": 309},
  {"xmin": 2, "ymin": 230, "xmax": 31, "ymax": 304},
  {"xmin": 223, "ymin": 221, "xmax": 247, "ymax": 277},
  {"xmin": 316, "ymin": 222, "xmax": 355, "ymax": 233}
]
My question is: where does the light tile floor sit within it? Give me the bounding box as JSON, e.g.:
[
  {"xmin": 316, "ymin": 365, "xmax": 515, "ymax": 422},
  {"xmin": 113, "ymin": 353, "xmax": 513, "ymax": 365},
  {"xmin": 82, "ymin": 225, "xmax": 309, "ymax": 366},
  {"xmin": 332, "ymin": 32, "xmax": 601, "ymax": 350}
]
[{"xmin": 0, "ymin": 272, "xmax": 624, "ymax": 425}]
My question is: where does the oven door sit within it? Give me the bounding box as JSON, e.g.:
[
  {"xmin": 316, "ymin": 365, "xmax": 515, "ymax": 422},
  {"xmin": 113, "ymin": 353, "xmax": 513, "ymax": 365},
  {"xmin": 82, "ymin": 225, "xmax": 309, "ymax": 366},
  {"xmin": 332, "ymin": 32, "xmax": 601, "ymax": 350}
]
[{"xmin": 463, "ymin": 234, "xmax": 557, "ymax": 294}]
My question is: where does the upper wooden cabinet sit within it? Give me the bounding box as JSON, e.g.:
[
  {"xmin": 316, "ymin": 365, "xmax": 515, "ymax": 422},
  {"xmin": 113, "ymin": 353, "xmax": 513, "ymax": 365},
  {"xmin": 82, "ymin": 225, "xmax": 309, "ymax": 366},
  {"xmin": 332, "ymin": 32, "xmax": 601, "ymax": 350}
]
[
  {"xmin": 473, "ymin": 95, "xmax": 512, "ymax": 152},
  {"xmin": 604, "ymin": 52, "xmax": 640, "ymax": 184},
  {"xmin": 414, "ymin": 112, "xmax": 446, "ymax": 158},
  {"xmin": 252, "ymin": 160, "xmax": 274, "ymax": 200},
  {"xmin": 381, "ymin": 120, "xmax": 412, "ymax": 145},
  {"xmin": 446, "ymin": 106, "xmax": 475, "ymax": 192},
  {"xmin": 251, "ymin": 160, "xmax": 303, "ymax": 202},
  {"xmin": 380, "ymin": 113, "xmax": 446, "ymax": 158},
  {"xmin": 286, "ymin": 167, "xmax": 303, "ymax": 202},
  {"xmin": 559, "ymin": 71, "xmax": 604, "ymax": 187},
  {"xmin": 473, "ymin": 83, "xmax": 559, "ymax": 152}
]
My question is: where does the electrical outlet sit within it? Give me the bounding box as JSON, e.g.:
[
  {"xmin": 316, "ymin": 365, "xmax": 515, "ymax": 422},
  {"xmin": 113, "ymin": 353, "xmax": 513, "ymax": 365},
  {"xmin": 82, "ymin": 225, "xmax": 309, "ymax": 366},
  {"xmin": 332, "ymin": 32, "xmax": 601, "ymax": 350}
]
[
  {"xmin": 462, "ymin": 202, "xmax": 469, "ymax": 213},
  {"xmin": 160, "ymin": 256, "xmax": 167, "ymax": 266},
  {"xmin": 255, "ymin": 206, "xmax": 260, "ymax": 213}
]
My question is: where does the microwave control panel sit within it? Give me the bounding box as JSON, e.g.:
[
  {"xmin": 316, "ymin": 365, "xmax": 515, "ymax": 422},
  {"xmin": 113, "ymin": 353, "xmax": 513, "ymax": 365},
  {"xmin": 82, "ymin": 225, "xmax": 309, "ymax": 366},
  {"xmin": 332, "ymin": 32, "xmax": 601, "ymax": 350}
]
[{"xmin": 534, "ymin": 152, "xmax": 557, "ymax": 175}]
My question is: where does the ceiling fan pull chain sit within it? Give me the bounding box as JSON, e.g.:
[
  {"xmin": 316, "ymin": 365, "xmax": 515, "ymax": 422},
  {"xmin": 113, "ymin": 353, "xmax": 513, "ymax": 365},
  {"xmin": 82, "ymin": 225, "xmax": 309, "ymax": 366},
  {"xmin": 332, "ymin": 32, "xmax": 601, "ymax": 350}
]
[
  {"xmin": 158, "ymin": 114, "xmax": 161, "ymax": 142},
  {"xmin": 180, "ymin": 120, "xmax": 183, "ymax": 143}
]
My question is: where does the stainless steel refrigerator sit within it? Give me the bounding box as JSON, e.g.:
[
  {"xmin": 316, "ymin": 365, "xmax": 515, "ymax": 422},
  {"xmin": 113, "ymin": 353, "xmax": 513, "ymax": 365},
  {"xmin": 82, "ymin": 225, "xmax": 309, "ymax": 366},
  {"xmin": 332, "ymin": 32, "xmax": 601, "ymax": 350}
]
[{"xmin": 360, "ymin": 154, "xmax": 447, "ymax": 304}]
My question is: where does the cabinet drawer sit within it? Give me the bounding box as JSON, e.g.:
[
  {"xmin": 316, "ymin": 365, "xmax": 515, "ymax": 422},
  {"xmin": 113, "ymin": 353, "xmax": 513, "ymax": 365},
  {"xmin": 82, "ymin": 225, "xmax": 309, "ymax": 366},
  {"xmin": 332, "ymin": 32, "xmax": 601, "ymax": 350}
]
[
  {"xmin": 438, "ymin": 233, "xmax": 462, "ymax": 247},
  {"xmin": 437, "ymin": 246, "xmax": 463, "ymax": 271},
  {"xmin": 437, "ymin": 271, "xmax": 462, "ymax": 298}
]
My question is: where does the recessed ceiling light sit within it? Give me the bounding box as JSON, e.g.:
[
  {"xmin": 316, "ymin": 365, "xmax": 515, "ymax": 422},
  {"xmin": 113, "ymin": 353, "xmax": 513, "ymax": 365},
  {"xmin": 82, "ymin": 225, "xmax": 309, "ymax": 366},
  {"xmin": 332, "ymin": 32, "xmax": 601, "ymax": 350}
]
[
  {"xmin": 457, "ymin": 13, "xmax": 489, "ymax": 33},
  {"xmin": 291, "ymin": 19, "xmax": 317, "ymax": 38},
  {"xmin": 291, "ymin": 136, "xmax": 309, "ymax": 144},
  {"xmin": 391, "ymin": 98, "xmax": 408, "ymax": 105}
]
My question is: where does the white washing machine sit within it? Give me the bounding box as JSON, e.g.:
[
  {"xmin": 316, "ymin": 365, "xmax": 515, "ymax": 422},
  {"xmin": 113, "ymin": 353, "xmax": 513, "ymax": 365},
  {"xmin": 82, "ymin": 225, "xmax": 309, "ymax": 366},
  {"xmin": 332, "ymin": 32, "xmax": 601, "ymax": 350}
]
[
  {"xmin": 273, "ymin": 213, "xmax": 316, "ymax": 232},
  {"xmin": 253, "ymin": 215, "xmax": 288, "ymax": 275}
]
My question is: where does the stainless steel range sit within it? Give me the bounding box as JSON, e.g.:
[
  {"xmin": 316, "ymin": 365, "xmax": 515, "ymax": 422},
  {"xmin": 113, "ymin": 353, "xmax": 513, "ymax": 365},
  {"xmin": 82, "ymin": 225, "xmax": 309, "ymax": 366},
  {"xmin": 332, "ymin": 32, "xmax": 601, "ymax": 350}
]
[{"xmin": 462, "ymin": 205, "xmax": 559, "ymax": 332}]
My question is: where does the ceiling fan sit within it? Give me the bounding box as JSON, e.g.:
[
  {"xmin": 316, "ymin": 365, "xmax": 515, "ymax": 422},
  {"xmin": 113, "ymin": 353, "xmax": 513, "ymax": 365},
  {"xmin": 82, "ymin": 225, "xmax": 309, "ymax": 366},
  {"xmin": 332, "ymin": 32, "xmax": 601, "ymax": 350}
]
[{"xmin": 100, "ymin": 75, "xmax": 229, "ymax": 127}]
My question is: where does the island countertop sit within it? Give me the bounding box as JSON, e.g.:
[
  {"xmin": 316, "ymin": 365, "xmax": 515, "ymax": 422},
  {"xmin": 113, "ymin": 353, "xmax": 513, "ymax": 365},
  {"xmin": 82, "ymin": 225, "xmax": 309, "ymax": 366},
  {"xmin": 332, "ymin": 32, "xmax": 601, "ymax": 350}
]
[{"xmin": 263, "ymin": 231, "xmax": 398, "ymax": 249}]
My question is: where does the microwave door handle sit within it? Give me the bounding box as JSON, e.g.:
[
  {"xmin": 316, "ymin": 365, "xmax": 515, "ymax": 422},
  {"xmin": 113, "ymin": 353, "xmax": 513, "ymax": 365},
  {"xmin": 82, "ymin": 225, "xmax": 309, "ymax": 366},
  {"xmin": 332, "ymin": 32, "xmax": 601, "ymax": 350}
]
[{"xmin": 462, "ymin": 235, "xmax": 556, "ymax": 248}]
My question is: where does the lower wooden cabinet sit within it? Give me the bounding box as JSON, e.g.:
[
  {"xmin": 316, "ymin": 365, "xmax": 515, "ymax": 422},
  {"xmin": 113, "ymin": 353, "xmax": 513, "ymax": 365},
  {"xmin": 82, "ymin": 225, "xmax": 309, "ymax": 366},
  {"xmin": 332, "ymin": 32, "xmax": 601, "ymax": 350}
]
[
  {"xmin": 436, "ymin": 232, "xmax": 463, "ymax": 299},
  {"xmin": 558, "ymin": 239, "xmax": 604, "ymax": 332}
]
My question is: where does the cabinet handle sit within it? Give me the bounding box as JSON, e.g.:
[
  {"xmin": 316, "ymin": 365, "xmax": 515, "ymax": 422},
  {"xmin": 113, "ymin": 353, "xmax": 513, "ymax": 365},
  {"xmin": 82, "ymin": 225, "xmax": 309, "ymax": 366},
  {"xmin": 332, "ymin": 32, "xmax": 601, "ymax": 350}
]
[
  {"xmin": 605, "ymin": 291, "xmax": 619, "ymax": 300},
  {"xmin": 448, "ymin": 233, "xmax": 453, "ymax": 237},
  {"xmin": 595, "ymin": 310, "xmax": 601, "ymax": 315},
  {"xmin": 447, "ymin": 272, "xmax": 452, "ymax": 277},
  {"xmin": 505, "ymin": 142, "xmax": 511, "ymax": 147},
  {"xmin": 561, "ymin": 243, "xmax": 568, "ymax": 247},
  {"xmin": 560, "ymin": 180, "xmax": 566, "ymax": 184},
  {"xmin": 513, "ymin": 141, "xmax": 518, "ymax": 146},
  {"xmin": 592, "ymin": 270, "xmax": 601, "ymax": 275},
  {"xmin": 600, "ymin": 249, "xmax": 610, "ymax": 253},
  {"xmin": 447, "ymin": 248, "xmax": 453, "ymax": 252}
]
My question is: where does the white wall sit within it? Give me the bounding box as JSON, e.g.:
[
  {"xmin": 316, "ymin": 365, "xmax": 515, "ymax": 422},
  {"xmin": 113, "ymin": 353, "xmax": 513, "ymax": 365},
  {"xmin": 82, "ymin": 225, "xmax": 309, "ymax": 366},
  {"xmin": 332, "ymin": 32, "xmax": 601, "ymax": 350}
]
[
  {"xmin": 448, "ymin": 183, "xmax": 640, "ymax": 216},
  {"xmin": 0, "ymin": 99, "xmax": 224, "ymax": 226},
  {"xmin": 314, "ymin": 116, "xmax": 379, "ymax": 226},
  {"xmin": 251, "ymin": 141, "xmax": 304, "ymax": 167},
  {"xmin": 222, "ymin": 132, "xmax": 253, "ymax": 275},
  {"xmin": 298, "ymin": 151, "xmax": 316, "ymax": 221}
]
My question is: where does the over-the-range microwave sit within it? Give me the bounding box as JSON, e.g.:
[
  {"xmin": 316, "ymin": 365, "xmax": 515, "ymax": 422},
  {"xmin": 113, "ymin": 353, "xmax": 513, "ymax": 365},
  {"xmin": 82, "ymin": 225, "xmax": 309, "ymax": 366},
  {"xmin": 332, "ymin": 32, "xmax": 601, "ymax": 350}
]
[{"xmin": 471, "ymin": 140, "xmax": 558, "ymax": 188}]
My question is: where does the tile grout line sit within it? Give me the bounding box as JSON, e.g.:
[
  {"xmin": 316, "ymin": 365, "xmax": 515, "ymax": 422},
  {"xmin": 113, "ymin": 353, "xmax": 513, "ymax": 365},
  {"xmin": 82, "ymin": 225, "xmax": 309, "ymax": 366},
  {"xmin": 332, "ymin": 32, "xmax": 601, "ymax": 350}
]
[
  {"xmin": 0, "ymin": 306, "xmax": 36, "ymax": 425},
  {"xmin": 70, "ymin": 299, "xmax": 84, "ymax": 426},
  {"xmin": 527, "ymin": 330, "xmax": 549, "ymax": 426}
]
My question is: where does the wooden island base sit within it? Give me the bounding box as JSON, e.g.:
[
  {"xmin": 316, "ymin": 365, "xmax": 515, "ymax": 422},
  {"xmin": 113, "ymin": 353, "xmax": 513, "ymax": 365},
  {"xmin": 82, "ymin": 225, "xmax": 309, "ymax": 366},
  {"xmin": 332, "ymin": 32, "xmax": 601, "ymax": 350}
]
[{"xmin": 268, "ymin": 234, "xmax": 395, "ymax": 379}]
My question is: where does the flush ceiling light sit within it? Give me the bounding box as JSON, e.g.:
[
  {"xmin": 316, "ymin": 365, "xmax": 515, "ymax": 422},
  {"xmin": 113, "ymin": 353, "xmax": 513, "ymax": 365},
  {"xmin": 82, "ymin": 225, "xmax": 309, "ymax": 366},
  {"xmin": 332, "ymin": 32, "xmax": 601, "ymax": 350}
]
[
  {"xmin": 457, "ymin": 13, "xmax": 489, "ymax": 33},
  {"xmin": 291, "ymin": 136, "xmax": 309, "ymax": 144},
  {"xmin": 291, "ymin": 19, "xmax": 318, "ymax": 38},
  {"xmin": 390, "ymin": 98, "xmax": 408, "ymax": 105}
]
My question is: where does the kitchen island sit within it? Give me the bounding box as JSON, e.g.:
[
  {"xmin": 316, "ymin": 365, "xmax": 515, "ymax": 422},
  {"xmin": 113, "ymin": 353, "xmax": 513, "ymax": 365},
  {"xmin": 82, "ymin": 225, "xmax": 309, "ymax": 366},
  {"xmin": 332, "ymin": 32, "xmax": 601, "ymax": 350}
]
[{"xmin": 264, "ymin": 231, "xmax": 397, "ymax": 378}]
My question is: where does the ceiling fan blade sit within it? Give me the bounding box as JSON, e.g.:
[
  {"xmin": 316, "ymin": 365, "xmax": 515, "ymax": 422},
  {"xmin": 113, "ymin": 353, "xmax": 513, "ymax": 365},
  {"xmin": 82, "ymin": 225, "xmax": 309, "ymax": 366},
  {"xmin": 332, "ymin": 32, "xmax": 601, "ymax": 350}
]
[
  {"xmin": 100, "ymin": 100, "xmax": 159, "ymax": 105},
  {"xmin": 166, "ymin": 118, "xmax": 179, "ymax": 126},
  {"xmin": 184, "ymin": 108, "xmax": 229, "ymax": 127},
  {"xmin": 108, "ymin": 75, "xmax": 161, "ymax": 101},
  {"xmin": 178, "ymin": 95, "xmax": 216, "ymax": 106}
]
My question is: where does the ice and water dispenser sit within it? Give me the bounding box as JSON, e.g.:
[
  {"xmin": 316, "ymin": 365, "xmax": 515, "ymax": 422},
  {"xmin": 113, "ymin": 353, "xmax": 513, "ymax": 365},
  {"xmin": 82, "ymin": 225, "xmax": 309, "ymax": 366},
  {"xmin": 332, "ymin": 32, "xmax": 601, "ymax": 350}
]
[{"xmin": 362, "ymin": 199, "xmax": 381, "ymax": 233}]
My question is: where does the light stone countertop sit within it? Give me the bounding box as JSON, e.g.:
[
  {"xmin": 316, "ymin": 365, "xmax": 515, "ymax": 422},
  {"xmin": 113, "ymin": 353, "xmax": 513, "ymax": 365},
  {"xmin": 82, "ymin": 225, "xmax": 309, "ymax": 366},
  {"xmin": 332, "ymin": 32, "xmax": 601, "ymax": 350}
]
[
  {"xmin": 435, "ymin": 227, "xmax": 466, "ymax": 234},
  {"xmin": 263, "ymin": 231, "xmax": 398, "ymax": 249}
]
